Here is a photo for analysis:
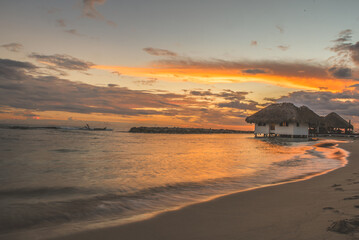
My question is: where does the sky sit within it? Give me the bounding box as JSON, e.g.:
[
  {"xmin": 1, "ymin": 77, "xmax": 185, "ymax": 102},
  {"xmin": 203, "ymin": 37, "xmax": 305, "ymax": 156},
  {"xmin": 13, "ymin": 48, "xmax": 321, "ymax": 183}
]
[{"xmin": 1, "ymin": 0, "xmax": 359, "ymax": 130}]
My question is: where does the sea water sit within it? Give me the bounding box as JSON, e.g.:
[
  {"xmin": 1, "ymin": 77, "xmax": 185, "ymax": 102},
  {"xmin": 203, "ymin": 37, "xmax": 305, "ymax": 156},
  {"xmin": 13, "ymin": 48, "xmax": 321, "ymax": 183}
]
[{"xmin": 0, "ymin": 125, "xmax": 348, "ymax": 239}]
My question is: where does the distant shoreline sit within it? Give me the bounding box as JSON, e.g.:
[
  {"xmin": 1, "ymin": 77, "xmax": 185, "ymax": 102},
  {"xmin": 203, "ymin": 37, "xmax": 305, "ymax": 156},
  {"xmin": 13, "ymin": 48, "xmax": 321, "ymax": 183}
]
[{"xmin": 129, "ymin": 126, "xmax": 253, "ymax": 134}]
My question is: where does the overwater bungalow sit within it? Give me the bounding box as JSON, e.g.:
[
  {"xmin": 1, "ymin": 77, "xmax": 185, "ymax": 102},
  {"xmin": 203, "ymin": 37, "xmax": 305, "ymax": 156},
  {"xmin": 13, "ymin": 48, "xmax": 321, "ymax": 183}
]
[
  {"xmin": 245, "ymin": 103, "xmax": 321, "ymax": 138},
  {"xmin": 319, "ymin": 112, "xmax": 353, "ymax": 134}
]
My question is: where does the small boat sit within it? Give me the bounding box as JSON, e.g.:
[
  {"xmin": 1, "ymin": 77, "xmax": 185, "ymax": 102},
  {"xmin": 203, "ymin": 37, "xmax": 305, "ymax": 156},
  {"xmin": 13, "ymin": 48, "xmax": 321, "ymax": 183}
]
[
  {"xmin": 80, "ymin": 124, "xmax": 110, "ymax": 131},
  {"xmin": 93, "ymin": 127, "xmax": 107, "ymax": 131}
]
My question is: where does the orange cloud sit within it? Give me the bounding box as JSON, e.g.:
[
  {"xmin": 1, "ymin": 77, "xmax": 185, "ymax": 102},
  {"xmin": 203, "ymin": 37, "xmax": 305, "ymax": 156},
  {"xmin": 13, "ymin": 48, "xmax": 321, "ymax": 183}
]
[{"xmin": 94, "ymin": 59, "xmax": 357, "ymax": 92}]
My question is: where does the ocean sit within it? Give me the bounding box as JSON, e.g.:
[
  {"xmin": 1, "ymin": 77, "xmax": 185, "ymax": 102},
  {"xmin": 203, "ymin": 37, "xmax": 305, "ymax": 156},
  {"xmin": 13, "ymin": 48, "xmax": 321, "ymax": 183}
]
[{"xmin": 0, "ymin": 125, "xmax": 348, "ymax": 239}]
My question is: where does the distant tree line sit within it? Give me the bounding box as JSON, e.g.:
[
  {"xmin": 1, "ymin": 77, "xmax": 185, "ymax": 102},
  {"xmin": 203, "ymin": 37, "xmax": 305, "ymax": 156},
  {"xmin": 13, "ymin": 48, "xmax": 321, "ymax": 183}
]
[{"xmin": 129, "ymin": 127, "xmax": 253, "ymax": 134}]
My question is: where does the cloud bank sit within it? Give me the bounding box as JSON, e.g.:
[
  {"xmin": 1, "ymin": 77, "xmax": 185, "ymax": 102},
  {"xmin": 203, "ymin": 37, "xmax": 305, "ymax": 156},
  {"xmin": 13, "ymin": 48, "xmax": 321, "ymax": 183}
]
[
  {"xmin": 0, "ymin": 58, "xmax": 259, "ymax": 127},
  {"xmin": 270, "ymin": 90, "xmax": 359, "ymax": 118}
]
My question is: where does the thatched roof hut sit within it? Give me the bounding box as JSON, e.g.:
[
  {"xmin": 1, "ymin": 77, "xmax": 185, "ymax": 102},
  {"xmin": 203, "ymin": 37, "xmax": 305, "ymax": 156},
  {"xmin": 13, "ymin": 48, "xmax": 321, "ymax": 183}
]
[
  {"xmin": 245, "ymin": 102, "xmax": 321, "ymax": 126},
  {"xmin": 323, "ymin": 112, "xmax": 353, "ymax": 129}
]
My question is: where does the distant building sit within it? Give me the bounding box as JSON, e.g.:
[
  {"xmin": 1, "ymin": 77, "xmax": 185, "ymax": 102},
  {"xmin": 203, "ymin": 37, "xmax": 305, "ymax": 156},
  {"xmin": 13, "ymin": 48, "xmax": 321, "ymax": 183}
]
[{"xmin": 245, "ymin": 103, "xmax": 321, "ymax": 138}]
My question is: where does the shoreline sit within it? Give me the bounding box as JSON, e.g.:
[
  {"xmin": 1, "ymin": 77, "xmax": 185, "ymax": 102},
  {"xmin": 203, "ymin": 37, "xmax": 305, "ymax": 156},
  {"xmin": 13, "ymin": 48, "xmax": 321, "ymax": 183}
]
[{"xmin": 52, "ymin": 138, "xmax": 359, "ymax": 240}]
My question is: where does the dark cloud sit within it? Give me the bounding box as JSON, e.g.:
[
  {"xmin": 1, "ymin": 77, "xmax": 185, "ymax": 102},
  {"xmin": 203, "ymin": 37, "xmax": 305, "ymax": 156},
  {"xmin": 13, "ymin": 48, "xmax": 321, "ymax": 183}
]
[
  {"xmin": 334, "ymin": 29, "xmax": 352, "ymax": 43},
  {"xmin": 189, "ymin": 89, "xmax": 248, "ymax": 101},
  {"xmin": 277, "ymin": 45, "xmax": 289, "ymax": 51},
  {"xmin": 189, "ymin": 90, "xmax": 215, "ymax": 96},
  {"xmin": 331, "ymin": 29, "xmax": 359, "ymax": 66},
  {"xmin": 0, "ymin": 59, "xmax": 36, "ymax": 83},
  {"xmin": 107, "ymin": 83, "xmax": 118, "ymax": 87},
  {"xmin": 188, "ymin": 89, "xmax": 257, "ymax": 111},
  {"xmin": 0, "ymin": 59, "xmax": 35, "ymax": 70},
  {"xmin": 273, "ymin": 90, "xmax": 359, "ymax": 117},
  {"xmin": 216, "ymin": 90, "xmax": 255, "ymax": 110},
  {"xmin": 350, "ymin": 84, "xmax": 359, "ymax": 90},
  {"xmin": 241, "ymin": 69, "xmax": 268, "ymax": 75},
  {"xmin": 217, "ymin": 100, "xmax": 258, "ymax": 111},
  {"xmin": 28, "ymin": 53, "xmax": 94, "ymax": 71},
  {"xmin": 143, "ymin": 48, "xmax": 178, "ymax": 57},
  {"xmin": 217, "ymin": 90, "xmax": 248, "ymax": 101},
  {"xmin": 350, "ymin": 42, "xmax": 359, "ymax": 65},
  {"xmin": 328, "ymin": 67, "xmax": 352, "ymax": 79},
  {"xmin": 1, "ymin": 43, "xmax": 23, "ymax": 52}
]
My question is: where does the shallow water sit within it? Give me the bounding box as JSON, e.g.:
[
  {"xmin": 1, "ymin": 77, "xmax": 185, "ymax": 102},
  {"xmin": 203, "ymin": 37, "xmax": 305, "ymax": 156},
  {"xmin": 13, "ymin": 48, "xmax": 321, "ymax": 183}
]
[{"xmin": 0, "ymin": 126, "xmax": 348, "ymax": 239}]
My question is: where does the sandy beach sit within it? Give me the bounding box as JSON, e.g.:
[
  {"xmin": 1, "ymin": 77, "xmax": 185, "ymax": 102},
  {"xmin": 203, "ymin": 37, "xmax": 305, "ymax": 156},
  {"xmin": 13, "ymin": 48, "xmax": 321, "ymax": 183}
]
[{"xmin": 54, "ymin": 139, "xmax": 359, "ymax": 240}]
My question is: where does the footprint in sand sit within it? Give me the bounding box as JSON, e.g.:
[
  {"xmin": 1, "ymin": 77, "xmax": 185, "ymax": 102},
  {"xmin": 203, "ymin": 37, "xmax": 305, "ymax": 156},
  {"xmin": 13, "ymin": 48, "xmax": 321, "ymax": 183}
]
[
  {"xmin": 335, "ymin": 188, "xmax": 344, "ymax": 191},
  {"xmin": 331, "ymin": 184, "xmax": 341, "ymax": 187},
  {"xmin": 327, "ymin": 217, "xmax": 359, "ymax": 234},
  {"xmin": 344, "ymin": 195, "xmax": 359, "ymax": 200},
  {"xmin": 322, "ymin": 207, "xmax": 340, "ymax": 213}
]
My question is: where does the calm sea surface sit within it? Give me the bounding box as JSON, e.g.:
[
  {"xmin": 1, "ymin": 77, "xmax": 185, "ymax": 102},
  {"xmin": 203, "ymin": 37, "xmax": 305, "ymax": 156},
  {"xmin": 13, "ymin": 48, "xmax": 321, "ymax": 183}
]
[{"xmin": 0, "ymin": 126, "xmax": 348, "ymax": 239}]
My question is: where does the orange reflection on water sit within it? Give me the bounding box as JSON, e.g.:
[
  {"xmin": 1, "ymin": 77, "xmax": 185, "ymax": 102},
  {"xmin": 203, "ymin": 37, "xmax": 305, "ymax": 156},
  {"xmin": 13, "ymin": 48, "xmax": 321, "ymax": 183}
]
[{"xmin": 95, "ymin": 134, "xmax": 327, "ymax": 190}]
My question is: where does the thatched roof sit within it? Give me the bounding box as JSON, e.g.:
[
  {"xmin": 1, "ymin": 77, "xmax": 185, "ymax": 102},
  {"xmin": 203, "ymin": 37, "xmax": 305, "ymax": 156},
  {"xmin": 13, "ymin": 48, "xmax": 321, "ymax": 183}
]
[
  {"xmin": 245, "ymin": 102, "xmax": 321, "ymax": 125},
  {"xmin": 324, "ymin": 112, "xmax": 353, "ymax": 129}
]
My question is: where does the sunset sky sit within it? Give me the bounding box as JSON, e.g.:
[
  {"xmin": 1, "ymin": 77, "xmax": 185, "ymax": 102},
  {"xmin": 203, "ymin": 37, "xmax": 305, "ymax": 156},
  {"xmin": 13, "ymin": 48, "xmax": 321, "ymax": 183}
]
[{"xmin": 1, "ymin": 0, "xmax": 359, "ymax": 130}]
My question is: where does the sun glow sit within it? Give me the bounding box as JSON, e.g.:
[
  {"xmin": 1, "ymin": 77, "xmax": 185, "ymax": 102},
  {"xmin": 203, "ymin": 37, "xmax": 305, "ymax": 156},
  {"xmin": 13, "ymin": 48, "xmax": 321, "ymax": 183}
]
[{"xmin": 333, "ymin": 98, "xmax": 358, "ymax": 103}]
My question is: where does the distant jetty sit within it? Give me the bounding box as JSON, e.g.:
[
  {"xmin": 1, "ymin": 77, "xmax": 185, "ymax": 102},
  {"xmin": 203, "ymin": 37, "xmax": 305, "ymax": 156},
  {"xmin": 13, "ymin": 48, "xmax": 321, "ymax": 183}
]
[{"xmin": 129, "ymin": 127, "xmax": 253, "ymax": 134}]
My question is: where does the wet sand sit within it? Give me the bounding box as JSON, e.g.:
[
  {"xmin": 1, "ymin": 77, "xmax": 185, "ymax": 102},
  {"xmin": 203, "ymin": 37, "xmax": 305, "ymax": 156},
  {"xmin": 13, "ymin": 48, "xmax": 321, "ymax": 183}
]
[{"xmin": 54, "ymin": 139, "xmax": 359, "ymax": 240}]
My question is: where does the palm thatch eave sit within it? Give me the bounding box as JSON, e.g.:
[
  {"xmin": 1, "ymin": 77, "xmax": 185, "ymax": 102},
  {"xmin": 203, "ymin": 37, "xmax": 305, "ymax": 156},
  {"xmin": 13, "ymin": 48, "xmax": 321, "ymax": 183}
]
[
  {"xmin": 324, "ymin": 112, "xmax": 353, "ymax": 129},
  {"xmin": 245, "ymin": 102, "xmax": 321, "ymax": 125}
]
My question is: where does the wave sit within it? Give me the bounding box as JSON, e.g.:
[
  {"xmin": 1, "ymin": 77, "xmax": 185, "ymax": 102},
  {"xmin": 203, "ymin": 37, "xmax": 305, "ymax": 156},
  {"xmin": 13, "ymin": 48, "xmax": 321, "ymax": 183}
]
[
  {"xmin": 272, "ymin": 158, "xmax": 306, "ymax": 167},
  {"xmin": 0, "ymin": 177, "xmax": 257, "ymax": 232},
  {"xmin": 51, "ymin": 148, "xmax": 89, "ymax": 153},
  {"xmin": 0, "ymin": 186, "xmax": 98, "ymax": 198},
  {"xmin": 0, "ymin": 162, "xmax": 335, "ymax": 233}
]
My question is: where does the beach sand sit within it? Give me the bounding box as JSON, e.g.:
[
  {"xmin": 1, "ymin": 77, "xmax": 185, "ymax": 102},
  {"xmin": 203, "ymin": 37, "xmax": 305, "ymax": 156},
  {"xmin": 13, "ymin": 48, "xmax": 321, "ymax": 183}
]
[{"xmin": 54, "ymin": 139, "xmax": 359, "ymax": 240}]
